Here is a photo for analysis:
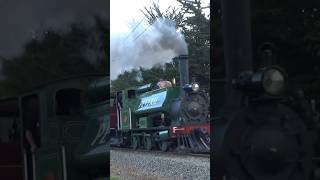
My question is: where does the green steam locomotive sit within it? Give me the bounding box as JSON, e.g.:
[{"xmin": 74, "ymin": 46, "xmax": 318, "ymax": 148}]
[
  {"xmin": 0, "ymin": 74, "xmax": 109, "ymax": 180},
  {"xmin": 110, "ymin": 55, "xmax": 210, "ymax": 153}
]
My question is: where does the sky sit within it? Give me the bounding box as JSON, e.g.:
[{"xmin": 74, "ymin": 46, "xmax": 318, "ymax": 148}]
[
  {"xmin": 110, "ymin": 0, "xmax": 210, "ymax": 80},
  {"xmin": 110, "ymin": 0, "xmax": 210, "ymax": 35}
]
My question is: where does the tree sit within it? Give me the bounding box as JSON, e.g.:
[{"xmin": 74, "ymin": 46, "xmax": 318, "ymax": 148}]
[
  {"xmin": 110, "ymin": 69, "xmax": 141, "ymax": 92},
  {"xmin": 111, "ymin": 0, "xmax": 210, "ymax": 92},
  {"xmin": 213, "ymin": 0, "xmax": 320, "ymax": 77},
  {"xmin": 141, "ymin": 1, "xmax": 184, "ymax": 28},
  {"xmin": 213, "ymin": 0, "xmax": 320, "ymax": 109},
  {"xmin": 111, "ymin": 61, "xmax": 180, "ymax": 92},
  {"xmin": 177, "ymin": 0, "xmax": 210, "ymax": 91},
  {"xmin": 0, "ymin": 17, "xmax": 108, "ymax": 97}
]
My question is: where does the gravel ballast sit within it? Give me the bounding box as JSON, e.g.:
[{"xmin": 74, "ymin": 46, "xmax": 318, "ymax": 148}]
[{"xmin": 110, "ymin": 149, "xmax": 210, "ymax": 180}]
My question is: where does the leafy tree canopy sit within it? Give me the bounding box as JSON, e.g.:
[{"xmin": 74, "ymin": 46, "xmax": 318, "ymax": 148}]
[
  {"xmin": 0, "ymin": 16, "xmax": 108, "ymax": 97},
  {"xmin": 111, "ymin": 0, "xmax": 210, "ymax": 92}
]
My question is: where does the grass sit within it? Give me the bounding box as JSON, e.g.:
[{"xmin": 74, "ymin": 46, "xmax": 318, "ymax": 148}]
[{"xmin": 110, "ymin": 176, "xmax": 121, "ymax": 180}]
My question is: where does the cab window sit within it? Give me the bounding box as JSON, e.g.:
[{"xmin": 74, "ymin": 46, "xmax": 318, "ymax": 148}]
[
  {"xmin": 55, "ymin": 88, "xmax": 83, "ymax": 116},
  {"xmin": 128, "ymin": 89, "xmax": 136, "ymax": 99}
]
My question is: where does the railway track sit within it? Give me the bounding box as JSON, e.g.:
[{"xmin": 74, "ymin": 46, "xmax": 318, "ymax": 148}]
[
  {"xmin": 111, "ymin": 147, "xmax": 210, "ymax": 158},
  {"xmin": 111, "ymin": 147, "xmax": 210, "ymax": 180}
]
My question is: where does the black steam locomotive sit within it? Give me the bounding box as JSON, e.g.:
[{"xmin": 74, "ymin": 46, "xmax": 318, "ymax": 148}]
[{"xmin": 213, "ymin": 0, "xmax": 320, "ymax": 180}]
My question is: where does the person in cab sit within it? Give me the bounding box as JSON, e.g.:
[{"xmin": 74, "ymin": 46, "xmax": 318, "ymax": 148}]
[{"xmin": 157, "ymin": 79, "xmax": 172, "ymax": 89}]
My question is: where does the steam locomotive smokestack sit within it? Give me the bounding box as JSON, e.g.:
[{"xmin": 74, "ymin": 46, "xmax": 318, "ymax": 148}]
[
  {"xmin": 214, "ymin": 0, "xmax": 253, "ymax": 179},
  {"xmin": 176, "ymin": 55, "xmax": 189, "ymax": 87},
  {"xmin": 221, "ymin": 0, "xmax": 253, "ymax": 110}
]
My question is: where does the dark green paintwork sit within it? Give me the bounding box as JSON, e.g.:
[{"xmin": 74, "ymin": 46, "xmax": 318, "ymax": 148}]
[
  {"xmin": 119, "ymin": 90, "xmax": 137, "ymax": 130},
  {"xmin": 119, "ymin": 86, "xmax": 181, "ymax": 130},
  {"xmin": 76, "ymin": 101, "xmax": 109, "ymax": 167},
  {"xmin": 74, "ymin": 77, "xmax": 109, "ymax": 178},
  {"xmin": 35, "ymin": 147, "xmax": 63, "ymax": 180},
  {"xmin": 138, "ymin": 116, "xmax": 150, "ymax": 128},
  {"xmin": 14, "ymin": 74, "xmax": 108, "ymax": 180}
]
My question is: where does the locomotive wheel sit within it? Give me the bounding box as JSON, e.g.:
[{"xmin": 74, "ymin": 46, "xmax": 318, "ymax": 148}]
[
  {"xmin": 160, "ymin": 141, "xmax": 169, "ymax": 152},
  {"xmin": 132, "ymin": 136, "xmax": 140, "ymax": 149},
  {"xmin": 216, "ymin": 103, "xmax": 312, "ymax": 180},
  {"xmin": 144, "ymin": 136, "xmax": 152, "ymax": 151}
]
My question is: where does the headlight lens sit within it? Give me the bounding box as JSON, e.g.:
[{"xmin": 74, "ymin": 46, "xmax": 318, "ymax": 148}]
[
  {"xmin": 262, "ymin": 67, "xmax": 286, "ymax": 95},
  {"xmin": 191, "ymin": 83, "xmax": 200, "ymax": 91}
]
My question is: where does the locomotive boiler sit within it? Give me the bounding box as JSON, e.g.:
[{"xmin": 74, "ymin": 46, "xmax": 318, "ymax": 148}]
[{"xmin": 110, "ymin": 55, "xmax": 210, "ymax": 153}]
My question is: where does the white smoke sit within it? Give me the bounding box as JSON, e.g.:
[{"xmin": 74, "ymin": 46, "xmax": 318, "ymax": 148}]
[{"xmin": 110, "ymin": 18, "xmax": 188, "ymax": 80}]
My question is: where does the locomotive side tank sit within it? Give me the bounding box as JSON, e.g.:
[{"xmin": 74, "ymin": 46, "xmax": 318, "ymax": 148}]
[
  {"xmin": 132, "ymin": 85, "xmax": 209, "ymax": 127},
  {"xmin": 124, "ymin": 86, "xmax": 180, "ymax": 129},
  {"xmin": 75, "ymin": 76, "xmax": 109, "ymax": 178}
]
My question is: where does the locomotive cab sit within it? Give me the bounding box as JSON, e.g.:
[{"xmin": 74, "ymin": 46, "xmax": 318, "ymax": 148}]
[
  {"xmin": 0, "ymin": 74, "xmax": 108, "ymax": 180},
  {"xmin": 24, "ymin": 74, "xmax": 107, "ymax": 180}
]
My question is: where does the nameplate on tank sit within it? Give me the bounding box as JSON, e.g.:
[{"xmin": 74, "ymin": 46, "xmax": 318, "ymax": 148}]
[{"xmin": 137, "ymin": 91, "xmax": 167, "ymax": 111}]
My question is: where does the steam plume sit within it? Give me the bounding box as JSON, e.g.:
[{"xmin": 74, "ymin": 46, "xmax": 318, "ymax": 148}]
[{"xmin": 111, "ymin": 18, "xmax": 188, "ymax": 80}]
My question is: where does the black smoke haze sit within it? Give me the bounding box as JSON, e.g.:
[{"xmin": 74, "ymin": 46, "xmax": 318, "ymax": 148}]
[
  {"xmin": 110, "ymin": 18, "xmax": 188, "ymax": 80},
  {"xmin": 0, "ymin": 0, "xmax": 108, "ymax": 58}
]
